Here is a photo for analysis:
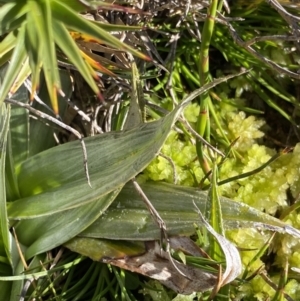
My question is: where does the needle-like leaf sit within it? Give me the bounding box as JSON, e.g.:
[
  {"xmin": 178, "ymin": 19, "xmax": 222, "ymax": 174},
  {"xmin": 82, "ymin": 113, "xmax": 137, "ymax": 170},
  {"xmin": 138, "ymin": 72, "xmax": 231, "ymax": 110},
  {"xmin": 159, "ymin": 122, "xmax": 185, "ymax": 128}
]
[{"xmin": 0, "ymin": 24, "xmax": 27, "ymax": 106}]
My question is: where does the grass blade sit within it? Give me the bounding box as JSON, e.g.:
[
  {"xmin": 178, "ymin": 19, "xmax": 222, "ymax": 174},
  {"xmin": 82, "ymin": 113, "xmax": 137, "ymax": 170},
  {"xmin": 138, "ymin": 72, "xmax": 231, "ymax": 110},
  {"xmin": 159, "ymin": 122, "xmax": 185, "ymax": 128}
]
[
  {"xmin": 27, "ymin": 0, "xmax": 60, "ymax": 114},
  {"xmin": 0, "ymin": 24, "xmax": 27, "ymax": 107}
]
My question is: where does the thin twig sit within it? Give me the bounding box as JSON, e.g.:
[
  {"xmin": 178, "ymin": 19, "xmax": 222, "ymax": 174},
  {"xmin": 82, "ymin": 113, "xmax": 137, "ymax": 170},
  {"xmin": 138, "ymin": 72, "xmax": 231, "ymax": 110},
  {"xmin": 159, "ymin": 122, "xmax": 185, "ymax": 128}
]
[
  {"xmin": 224, "ymin": 20, "xmax": 300, "ymax": 80},
  {"xmin": 259, "ymin": 271, "xmax": 295, "ymax": 301},
  {"xmin": 24, "ymin": 79, "xmax": 56, "ymax": 116},
  {"xmin": 5, "ymin": 98, "xmax": 92, "ymax": 187},
  {"xmin": 266, "ymin": 0, "xmax": 300, "ymax": 24},
  {"xmin": 61, "ymin": 91, "xmax": 103, "ymax": 134},
  {"xmin": 158, "ymin": 152, "xmax": 178, "ymax": 184},
  {"xmin": 13, "ymin": 228, "xmax": 41, "ymax": 301},
  {"xmin": 131, "ymin": 178, "xmax": 190, "ymax": 279},
  {"xmin": 146, "ymin": 100, "xmax": 225, "ymax": 157},
  {"xmin": 180, "ymin": 115, "xmax": 225, "ymax": 158}
]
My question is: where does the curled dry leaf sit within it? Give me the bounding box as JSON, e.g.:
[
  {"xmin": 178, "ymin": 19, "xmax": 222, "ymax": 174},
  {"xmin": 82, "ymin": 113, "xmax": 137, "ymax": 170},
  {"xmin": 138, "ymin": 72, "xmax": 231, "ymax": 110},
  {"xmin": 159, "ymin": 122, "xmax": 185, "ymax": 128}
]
[
  {"xmin": 102, "ymin": 216, "xmax": 242, "ymax": 295},
  {"xmin": 102, "ymin": 236, "xmax": 218, "ymax": 295},
  {"xmin": 193, "ymin": 202, "xmax": 242, "ymax": 288},
  {"xmin": 101, "ymin": 203, "xmax": 243, "ymax": 295}
]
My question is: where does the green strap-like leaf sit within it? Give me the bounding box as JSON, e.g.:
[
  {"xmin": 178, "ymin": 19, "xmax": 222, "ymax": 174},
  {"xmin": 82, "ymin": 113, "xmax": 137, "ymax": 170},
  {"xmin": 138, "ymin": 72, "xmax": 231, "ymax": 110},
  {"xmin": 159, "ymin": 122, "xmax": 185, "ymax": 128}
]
[
  {"xmin": 8, "ymin": 74, "xmax": 241, "ymax": 219},
  {"xmin": 0, "ymin": 31, "xmax": 17, "ymax": 59},
  {"xmin": 81, "ymin": 181, "xmax": 300, "ymax": 240},
  {"xmin": 27, "ymin": 0, "xmax": 61, "ymax": 114},
  {"xmin": 0, "ymin": 104, "xmax": 11, "ymax": 265},
  {"xmin": 25, "ymin": 13, "xmax": 42, "ymax": 96},
  {"xmin": 9, "ymin": 109, "xmax": 179, "ymax": 218},
  {"xmin": 16, "ymin": 188, "xmax": 122, "ymax": 259}
]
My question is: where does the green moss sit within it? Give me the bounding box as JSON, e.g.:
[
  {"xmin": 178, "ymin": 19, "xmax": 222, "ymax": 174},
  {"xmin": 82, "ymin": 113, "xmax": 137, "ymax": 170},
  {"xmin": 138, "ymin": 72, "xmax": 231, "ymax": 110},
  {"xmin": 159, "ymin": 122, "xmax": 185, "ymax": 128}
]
[{"xmin": 145, "ymin": 102, "xmax": 300, "ymax": 299}]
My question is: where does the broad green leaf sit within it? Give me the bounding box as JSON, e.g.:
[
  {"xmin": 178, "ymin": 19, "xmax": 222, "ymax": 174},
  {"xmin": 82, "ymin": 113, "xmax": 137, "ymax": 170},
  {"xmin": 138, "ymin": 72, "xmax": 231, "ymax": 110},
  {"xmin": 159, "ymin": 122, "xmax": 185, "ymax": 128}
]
[
  {"xmin": 81, "ymin": 181, "xmax": 300, "ymax": 240},
  {"xmin": 2, "ymin": 72, "xmax": 27, "ymax": 202},
  {"xmin": 0, "ymin": 104, "xmax": 11, "ymax": 264},
  {"xmin": 4, "ymin": 75, "xmax": 244, "ymax": 265},
  {"xmin": 9, "ymin": 110, "xmax": 179, "ymax": 218},
  {"xmin": 15, "ymin": 188, "xmax": 122, "ymax": 259},
  {"xmin": 0, "ymin": 281, "xmax": 11, "ymax": 301},
  {"xmin": 8, "ymin": 74, "xmax": 242, "ymax": 219}
]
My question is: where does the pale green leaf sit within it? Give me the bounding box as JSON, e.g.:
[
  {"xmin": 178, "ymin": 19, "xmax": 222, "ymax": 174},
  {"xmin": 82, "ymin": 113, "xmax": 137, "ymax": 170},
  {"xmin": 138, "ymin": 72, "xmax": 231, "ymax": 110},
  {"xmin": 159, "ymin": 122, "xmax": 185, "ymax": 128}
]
[
  {"xmin": 9, "ymin": 110, "xmax": 179, "ymax": 218},
  {"xmin": 16, "ymin": 188, "xmax": 122, "ymax": 259},
  {"xmin": 27, "ymin": 0, "xmax": 60, "ymax": 114},
  {"xmin": 0, "ymin": 31, "xmax": 17, "ymax": 59},
  {"xmin": 52, "ymin": 20, "xmax": 100, "ymax": 96},
  {"xmin": 9, "ymin": 58, "xmax": 31, "ymax": 95}
]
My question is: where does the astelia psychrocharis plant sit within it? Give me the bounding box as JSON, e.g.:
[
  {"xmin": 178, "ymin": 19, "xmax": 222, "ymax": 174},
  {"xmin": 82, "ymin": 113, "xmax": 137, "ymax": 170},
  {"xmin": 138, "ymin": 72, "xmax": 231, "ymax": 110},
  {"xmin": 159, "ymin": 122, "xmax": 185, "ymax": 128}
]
[{"xmin": 0, "ymin": 0, "xmax": 149, "ymax": 114}]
